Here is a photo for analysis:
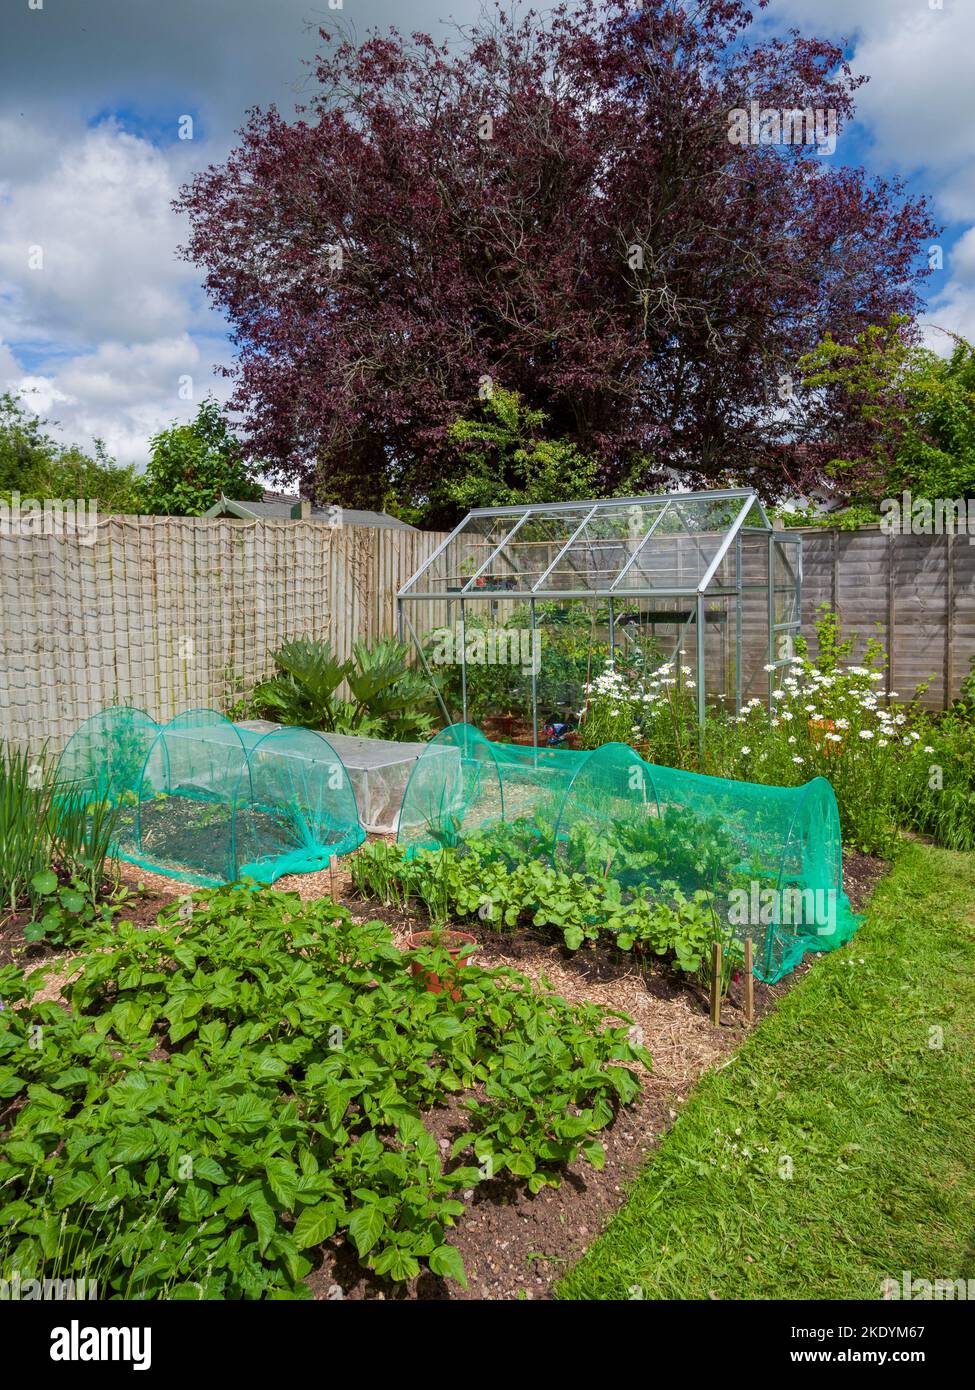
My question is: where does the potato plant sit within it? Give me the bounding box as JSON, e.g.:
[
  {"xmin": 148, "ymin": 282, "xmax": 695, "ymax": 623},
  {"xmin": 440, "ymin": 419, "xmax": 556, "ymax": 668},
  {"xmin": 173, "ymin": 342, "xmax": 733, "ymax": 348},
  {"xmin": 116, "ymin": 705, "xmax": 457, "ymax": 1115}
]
[{"xmin": 0, "ymin": 887, "xmax": 649, "ymax": 1297}]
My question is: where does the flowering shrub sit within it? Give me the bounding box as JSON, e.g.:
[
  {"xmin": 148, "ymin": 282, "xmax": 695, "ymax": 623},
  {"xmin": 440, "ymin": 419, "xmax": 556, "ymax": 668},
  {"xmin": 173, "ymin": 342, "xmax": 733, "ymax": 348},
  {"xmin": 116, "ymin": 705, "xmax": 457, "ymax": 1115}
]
[
  {"xmin": 579, "ymin": 654, "xmax": 700, "ymax": 769},
  {"xmin": 722, "ymin": 651, "xmax": 905, "ymax": 852},
  {"xmin": 577, "ymin": 610, "xmax": 975, "ymax": 855}
]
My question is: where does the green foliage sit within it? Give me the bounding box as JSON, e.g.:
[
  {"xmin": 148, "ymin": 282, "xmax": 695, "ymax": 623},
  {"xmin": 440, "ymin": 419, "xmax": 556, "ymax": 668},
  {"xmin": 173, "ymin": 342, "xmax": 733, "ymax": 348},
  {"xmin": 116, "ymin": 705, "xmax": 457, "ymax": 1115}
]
[
  {"xmin": 141, "ymin": 398, "xmax": 263, "ymax": 517},
  {"xmin": 0, "ymin": 746, "xmax": 54, "ymax": 917},
  {"xmin": 249, "ymin": 637, "xmax": 437, "ymax": 741},
  {"xmin": 779, "ymin": 504, "xmax": 880, "ymax": 531},
  {"xmin": 0, "ymin": 745, "xmax": 122, "ymax": 944},
  {"xmin": 891, "ymin": 708, "xmax": 975, "ymax": 852},
  {"xmin": 799, "ymin": 316, "xmax": 975, "ymax": 504},
  {"xmin": 23, "ymin": 872, "xmax": 121, "ymax": 950},
  {"xmin": 352, "ymin": 829, "xmax": 738, "ymax": 983},
  {"xmin": 563, "ymin": 806, "xmax": 741, "ymax": 899},
  {"xmin": 795, "ymin": 603, "xmax": 855, "ymax": 674},
  {"xmin": 442, "ymin": 388, "xmax": 601, "ymax": 511},
  {"xmin": 0, "ymin": 887, "xmax": 648, "ymax": 1296},
  {"xmin": 431, "ymin": 603, "xmax": 607, "ymax": 726},
  {"xmin": 0, "ymin": 392, "xmax": 143, "ymax": 513}
]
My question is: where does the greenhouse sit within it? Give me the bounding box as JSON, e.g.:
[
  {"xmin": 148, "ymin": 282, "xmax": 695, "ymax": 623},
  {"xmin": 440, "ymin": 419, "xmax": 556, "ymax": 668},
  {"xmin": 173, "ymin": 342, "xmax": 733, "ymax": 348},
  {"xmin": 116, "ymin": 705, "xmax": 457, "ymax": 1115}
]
[
  {"xmin": 54, "ymin": 705, "xmax": 364, "ymax": 885},
  {"xmin": 397, "ymin": 723, "xmax": 859, "ymax": 982},
  {"xmin": 398, "ymin": 488, "xmax": 802, "ymax": 741}
]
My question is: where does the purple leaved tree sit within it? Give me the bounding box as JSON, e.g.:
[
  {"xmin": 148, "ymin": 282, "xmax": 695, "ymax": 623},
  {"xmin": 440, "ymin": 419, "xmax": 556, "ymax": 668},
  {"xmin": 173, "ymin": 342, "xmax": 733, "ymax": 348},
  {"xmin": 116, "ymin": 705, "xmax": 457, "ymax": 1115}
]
[{"xmin": 176, "ymin": 0, "xmax": 937, "ymax": 520}]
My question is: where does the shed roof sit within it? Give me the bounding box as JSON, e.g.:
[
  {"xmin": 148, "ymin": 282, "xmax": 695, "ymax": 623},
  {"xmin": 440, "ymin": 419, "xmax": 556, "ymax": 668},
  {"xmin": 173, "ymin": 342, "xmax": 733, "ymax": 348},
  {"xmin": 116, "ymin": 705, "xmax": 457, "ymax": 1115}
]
[{"xmin": 205, "ymin": 494, "xmax": 415, "ymax": 530}]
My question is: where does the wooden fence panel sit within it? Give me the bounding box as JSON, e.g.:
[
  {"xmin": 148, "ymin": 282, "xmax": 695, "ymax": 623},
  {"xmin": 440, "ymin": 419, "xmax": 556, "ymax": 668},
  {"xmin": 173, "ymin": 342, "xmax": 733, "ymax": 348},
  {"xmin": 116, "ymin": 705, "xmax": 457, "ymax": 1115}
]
[
  {"xmin": 795, "ymin": 523, "xmax": 975, "ymax": 709},
  {"xmin": 0, "ymin": 518, "xmax": 448, "ymax": 754}
]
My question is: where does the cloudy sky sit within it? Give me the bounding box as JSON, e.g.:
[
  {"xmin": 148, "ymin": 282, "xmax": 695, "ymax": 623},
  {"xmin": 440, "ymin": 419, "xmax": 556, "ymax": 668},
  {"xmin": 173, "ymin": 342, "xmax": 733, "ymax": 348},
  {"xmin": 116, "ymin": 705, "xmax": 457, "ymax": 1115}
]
[{"xmin": 0, "ymin": 0, "xmax": 971, "ymax": 467}]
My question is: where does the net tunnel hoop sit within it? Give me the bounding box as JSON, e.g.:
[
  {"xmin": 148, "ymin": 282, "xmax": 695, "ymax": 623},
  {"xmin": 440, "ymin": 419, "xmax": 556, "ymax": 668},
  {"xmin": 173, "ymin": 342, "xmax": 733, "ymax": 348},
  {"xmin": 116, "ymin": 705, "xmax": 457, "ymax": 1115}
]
[
  {"xmin": 54, "ymin": 704, "xmax": 365, "ymax": 886},
  {"xmin": 397, "ymin": 723, "xmax": 859, "ymax": 982}
]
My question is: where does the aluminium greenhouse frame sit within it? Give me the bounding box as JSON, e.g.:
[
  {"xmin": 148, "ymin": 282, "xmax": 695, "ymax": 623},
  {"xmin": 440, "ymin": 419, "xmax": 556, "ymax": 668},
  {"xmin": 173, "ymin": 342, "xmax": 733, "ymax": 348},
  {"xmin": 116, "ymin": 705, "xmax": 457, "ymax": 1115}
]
[{"xmin": 398, "ymin": 488, "xmax": 802, "ymax": 742}]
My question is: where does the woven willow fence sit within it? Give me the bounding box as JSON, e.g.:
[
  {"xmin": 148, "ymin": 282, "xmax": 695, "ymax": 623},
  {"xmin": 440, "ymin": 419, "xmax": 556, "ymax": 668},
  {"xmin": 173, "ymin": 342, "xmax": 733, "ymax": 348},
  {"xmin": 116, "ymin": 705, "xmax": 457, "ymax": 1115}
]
[{"xmin": 0, "ymin": 517, "xmax": 448, "ymax": 754}]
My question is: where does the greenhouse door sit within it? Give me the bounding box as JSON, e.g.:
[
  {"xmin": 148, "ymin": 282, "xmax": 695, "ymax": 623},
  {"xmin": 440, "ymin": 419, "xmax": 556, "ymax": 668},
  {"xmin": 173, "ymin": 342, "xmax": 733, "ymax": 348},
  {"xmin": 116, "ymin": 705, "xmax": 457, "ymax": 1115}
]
[{"xmin": 768, "ymin": 535, "xmax": 802, "ymax": 696}]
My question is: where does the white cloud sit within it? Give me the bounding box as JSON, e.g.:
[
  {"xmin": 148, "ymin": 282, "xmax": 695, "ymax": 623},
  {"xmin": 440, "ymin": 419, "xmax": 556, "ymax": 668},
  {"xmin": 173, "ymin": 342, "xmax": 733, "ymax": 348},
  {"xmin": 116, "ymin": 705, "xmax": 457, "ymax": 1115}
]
[
  {"xmin": 0, "ymin": 118, "xmax": 202, "ymax": 347},
  {"xmin": 0, "ymin": 339, "xmax": 20, "ymax": 386},
  {"xmin": 948, "ymin": 225, "xmax": 975, "ymax": 285},
  {"xmin": 769, "ymin": 0, "xmax": 975, "ymax": 347},
  {"xmin": 3, "ymin": 334, "xmax": 236, "ymax": 467},
  {"xmin": 0, "ymin": 114, "xmax": 236, "ymax": 465},
  {"xmin": 769, "ymin": 0, "xmax": 974, "ymax": 189},
  {"xmin": 0, "ymin": 0, "xmax": 488, "ymax": 464}
]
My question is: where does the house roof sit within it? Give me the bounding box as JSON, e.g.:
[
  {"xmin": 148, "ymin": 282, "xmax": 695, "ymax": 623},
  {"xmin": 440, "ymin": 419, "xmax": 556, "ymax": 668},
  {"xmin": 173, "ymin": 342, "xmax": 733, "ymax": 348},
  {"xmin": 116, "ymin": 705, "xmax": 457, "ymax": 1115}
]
[{"xmin": 205, "ymin": 493, "xmax": 415, "ymax": 530}]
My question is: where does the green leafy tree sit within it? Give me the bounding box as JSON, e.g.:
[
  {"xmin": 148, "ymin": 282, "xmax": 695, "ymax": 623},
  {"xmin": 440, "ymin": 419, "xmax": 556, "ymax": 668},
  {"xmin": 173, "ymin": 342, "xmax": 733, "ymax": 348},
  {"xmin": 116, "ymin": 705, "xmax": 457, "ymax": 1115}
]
[
  {"xmin": 799, "ymin": 317, "xmax": 975, "ymax": 505},
  {"xmin": 0, "ymin": 392, "xmax": 143, "ymax": 512},
  {"xmin": 441, "ymin": 388, "xmax": 601, "ymax": 511},
  {"xmin": 141, "ymin": 397, "xmax": 263, "ymax": 516}
]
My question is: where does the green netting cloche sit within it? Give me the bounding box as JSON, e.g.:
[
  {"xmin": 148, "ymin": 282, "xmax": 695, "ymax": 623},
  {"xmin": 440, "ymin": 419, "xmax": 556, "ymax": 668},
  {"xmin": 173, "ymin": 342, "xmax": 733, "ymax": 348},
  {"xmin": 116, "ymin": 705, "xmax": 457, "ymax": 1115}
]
[
  {"xmin": 397, "ymin": 723, "xmax": 860, "ymax": 983},
  {"xmin": 54, "ymin": 705, "xmax": 365, "ymax": 886}
]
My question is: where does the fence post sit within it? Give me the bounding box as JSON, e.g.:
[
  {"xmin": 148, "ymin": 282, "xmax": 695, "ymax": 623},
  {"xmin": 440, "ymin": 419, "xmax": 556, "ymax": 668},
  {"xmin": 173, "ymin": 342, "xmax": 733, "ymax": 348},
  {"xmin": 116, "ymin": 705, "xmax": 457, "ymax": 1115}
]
[
  {"xmin": 886, "ymin": 529, "xmax": 895, "ymax": 701},
  {"xmin": 946, "ymin": 529, "xmax": 955, "ymax": 707}
]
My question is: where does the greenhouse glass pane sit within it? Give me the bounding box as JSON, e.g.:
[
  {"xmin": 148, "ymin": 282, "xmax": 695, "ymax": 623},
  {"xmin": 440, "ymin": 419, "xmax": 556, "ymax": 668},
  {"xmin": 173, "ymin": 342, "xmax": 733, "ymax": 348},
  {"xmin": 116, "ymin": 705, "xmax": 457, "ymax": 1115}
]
[
  {"xmin": 772, "ymin": 537, "xmax": 801, "ymax": 625},
  {"xmin": 467, "ymin": 507, "xmax": 597, "ymax": 593},
  {"xmin": 533, "ymin": 501, "xmax": 669, "ymax": 593},
  {"xmin": 400, "ymin": 514, "xmax": 522, "ymax": 594}
]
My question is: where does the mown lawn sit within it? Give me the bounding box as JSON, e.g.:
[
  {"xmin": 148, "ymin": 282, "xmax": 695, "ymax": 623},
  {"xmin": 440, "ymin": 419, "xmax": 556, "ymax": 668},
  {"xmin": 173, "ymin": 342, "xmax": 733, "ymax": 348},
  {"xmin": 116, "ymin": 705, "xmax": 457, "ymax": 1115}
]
[{"xmin": 558, "ymin": 840, "xmax": 975, "ymax": 1300}]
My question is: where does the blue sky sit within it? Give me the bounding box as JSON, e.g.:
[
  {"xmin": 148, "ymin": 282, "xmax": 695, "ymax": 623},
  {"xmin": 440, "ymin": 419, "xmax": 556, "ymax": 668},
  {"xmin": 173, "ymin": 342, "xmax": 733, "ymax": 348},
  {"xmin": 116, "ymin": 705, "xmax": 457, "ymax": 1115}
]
[{"xmin": 0, "ymin": 0, "xmax": 972, "ymax": 467}]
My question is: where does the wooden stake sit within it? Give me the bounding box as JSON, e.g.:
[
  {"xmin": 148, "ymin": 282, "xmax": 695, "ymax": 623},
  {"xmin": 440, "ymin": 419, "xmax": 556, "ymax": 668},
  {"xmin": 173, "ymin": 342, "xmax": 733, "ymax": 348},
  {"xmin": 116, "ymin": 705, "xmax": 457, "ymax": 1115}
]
[
  {"xmin": 328, "ymin": 854, "xmax": 337, "ymax": 901},
  {"xmin": 744, "ymin": 937, "xmax": 755, "ymax": 1026},
  {"xmin": 710, "ymin": 940, "xmax": 722, "ymax": 1027}
]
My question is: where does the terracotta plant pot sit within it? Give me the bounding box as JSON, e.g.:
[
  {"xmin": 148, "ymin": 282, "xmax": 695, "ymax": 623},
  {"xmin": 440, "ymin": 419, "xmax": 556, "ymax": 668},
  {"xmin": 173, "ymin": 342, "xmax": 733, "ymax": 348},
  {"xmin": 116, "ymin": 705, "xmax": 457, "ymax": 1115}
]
[
  {"xmin": 482, "ymin": 714, "xmax": 516, "ymax": 738},
  {"xmin": 808, "ymin": 717, "xmax": 844, "ymax": 756},
  {"xmin": 403, "ymin": 929, "xmax": 477, "ymax": 1000}
]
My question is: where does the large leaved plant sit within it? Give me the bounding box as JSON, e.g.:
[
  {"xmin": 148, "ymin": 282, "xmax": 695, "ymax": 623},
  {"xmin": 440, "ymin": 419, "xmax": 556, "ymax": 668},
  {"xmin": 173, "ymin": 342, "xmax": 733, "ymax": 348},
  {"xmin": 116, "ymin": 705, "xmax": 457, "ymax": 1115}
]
[{"xmin": 250, "ymin": 636, "xmax": 437, "ymax": 741}]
